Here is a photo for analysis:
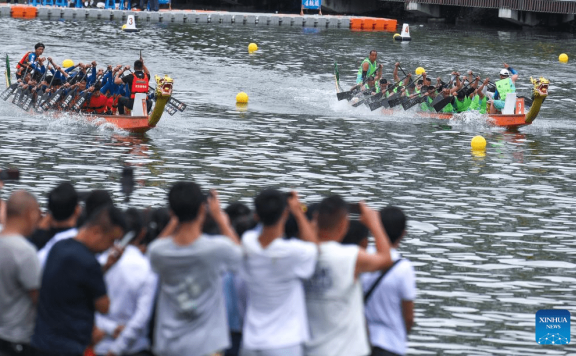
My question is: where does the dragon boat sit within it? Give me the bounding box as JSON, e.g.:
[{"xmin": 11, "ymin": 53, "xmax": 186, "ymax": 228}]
[
  {"xmin": 2, "ymin": 56, "xmax": 177, "ymax": 134},
  {"xmin": 334, "ymin": 62, "xmax": 550, "ymax": 130},
  {"xmin": 85, "ymin": 75, "xmax": 175, "ymax": 134},
  {"xmin": 416, "ymin": 77, "xmax": 549, "ymax": 130}
]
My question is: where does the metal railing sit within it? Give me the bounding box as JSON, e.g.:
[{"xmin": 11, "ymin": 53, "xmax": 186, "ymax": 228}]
[{"xmin": 381, "ymin": 0, "xmax": 576, "ymax": 14}]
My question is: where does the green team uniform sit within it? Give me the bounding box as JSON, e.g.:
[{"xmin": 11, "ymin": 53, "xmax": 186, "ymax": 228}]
[
  {"xmin": 364, "ymin": 82, "xmax": 381, "ymax": 94},
  {"xmin": 453, "ymin": 96, "xmax": 472, "ymax": 113},
  {"xmin": 440, "ymin": 102, "xmax": 455, "ymax": 113},
  {"xmin": 493, "ymin": 77, "xmax": 516, "ymax": 110},
  {"xmin": 420, "ymin": 96, "xmax": 434, "ymax": 112},
  {"xmin": 469, "ymin": 95, "xmax": 487, "ymax": 114},
  {"xmin": 356, "ymin": 58, "xmax": 378, "ymax": 84}
]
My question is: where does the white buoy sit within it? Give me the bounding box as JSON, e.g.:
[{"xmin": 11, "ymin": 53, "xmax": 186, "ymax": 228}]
[
  {"xmin": 394, "ymin": 23, "xmax": 411, "ymax": 42},
  {"xmin": 122, "ymin": 15, "xmax": 140, "ymax": 33}
]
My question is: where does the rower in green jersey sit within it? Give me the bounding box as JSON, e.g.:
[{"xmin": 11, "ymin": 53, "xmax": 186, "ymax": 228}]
[
  {"xmin": 363, "ymin": 76, "xmax": 380, "ymax": 94},
  {"xmin": 453, "ymin": 76, "xmax": 480, "ymax": 113},
  {"xmin": 489, "ymin": 62, "xmax": 519, "ymax": 114},
  {"xmin": 469, "ymin": 78, "xmax": 490, "ymax": 114},
  {"xmin": 356, "ymin": 50, "xmax": 381, "ymax": 85}
]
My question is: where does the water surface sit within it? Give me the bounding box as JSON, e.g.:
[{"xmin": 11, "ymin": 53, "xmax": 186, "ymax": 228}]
[{"xmin": 1, "ymin": 18, "xmax": 576, "ymax": 354}]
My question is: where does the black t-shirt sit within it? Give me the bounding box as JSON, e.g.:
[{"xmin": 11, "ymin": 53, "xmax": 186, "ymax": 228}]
[
  {"xmin": 28, "ymin": 227, "xmax": 72, "ymax": 250},
  {"xmin": 31, "ymin": 238, "xmax": 106, "ymax": 355}
]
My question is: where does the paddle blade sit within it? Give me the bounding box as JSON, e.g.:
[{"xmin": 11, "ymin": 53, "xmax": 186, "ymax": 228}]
[
  {"xmin": 401, "ymin": 96, "xmax": 425, "ymax": 111},
  {"xmin": 387, "ymin": 93, "xmax": 403, "ymax": 108},
  {"xmin": 164, "ymin": 102, "xmax": 177, "ymax": 116},
  {"xmin": 1, "ymin": 84, "xmax": 17, "ymax": 101},
  {"xmin": 433, "ymin": 96, "xmax": 454, "ymax": 112},
  {"xmin": 72, "ymin": 92, "xmax": 90, "ymax": 112},
  {"xmin": 168, "ymin": 97, "xmax": 186, "ymax": 112},
  {"xmin": 430, "ymin": 94, "xmax": 444, "ymax": 107},
  {"xmin": 22, "ymin": 92, "xmax": 35, "ymax": 111},
  {"xmin": 352, "ymin": 98, "xmax": 365, "ymax": 107},
  {"xmin": 337, "ymin": 91, "xmax": 353, "ymax": 101},
  {"xmin": 369, "ymin": 99, "xmax": 383, "ymax": 111}
]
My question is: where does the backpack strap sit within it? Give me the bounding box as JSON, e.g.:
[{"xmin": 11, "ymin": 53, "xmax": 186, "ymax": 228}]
[{"xmin": 364, "ymin": 259, "xmax": 403, "ymax": 304}]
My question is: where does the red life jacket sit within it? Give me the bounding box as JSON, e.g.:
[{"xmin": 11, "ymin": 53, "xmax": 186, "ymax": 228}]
[
  {"xmin": 16, "ymin": 52, "xmax": 31, "ymax": 69},
  {"xmin": 87, "ymin": 94, "xmax": 108, "ymax": 114},
  {"xmin": 130, "ymin": 72, "xmax": 149, "ymax": 99}
]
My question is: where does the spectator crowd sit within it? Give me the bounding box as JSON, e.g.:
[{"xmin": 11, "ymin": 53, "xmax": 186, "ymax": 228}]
[{"xmin": 0, "ymin": 179, "xmax": 416, "ymax": 356}]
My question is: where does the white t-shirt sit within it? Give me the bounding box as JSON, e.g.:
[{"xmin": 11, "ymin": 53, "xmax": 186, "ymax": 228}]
[
  {"xmin": 304, "ymin": 241, "xmax": 370, "ymax": 356},
  {"xmin": 241, "ymin": 230, "xmax": 318, "ymax": 350},
  {"xmin": 148, "ymin": 234, "xmax": 242, "ymax": 356},
  {"xmin": 361, "ymin": 248, "xmax": 416, "ymax": 355},
  {"xmin": 37, "ymin": 228, "xmax": 78, "ymax": 269}
]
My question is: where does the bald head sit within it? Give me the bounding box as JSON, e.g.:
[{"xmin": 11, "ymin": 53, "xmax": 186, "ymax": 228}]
[
  {"xmin": 3, "ymin": 191, "xmax": 40, "ymax": 237},
  {"xmin": 6, "ymin": 190, "xmax": 38, "ymax": 218}
]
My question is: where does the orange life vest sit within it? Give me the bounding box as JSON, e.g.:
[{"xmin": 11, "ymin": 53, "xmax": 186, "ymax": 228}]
[
  {"xmin": 130, "ymin": 72, "xmax": 149, "ymax": 99},
  {"xmin": 87, "ymin": 93, "xmax": 108, "ymax": 114},
  {"xmin": 16, "ymin": 52, "xmax": 31, "ymax": 69}
]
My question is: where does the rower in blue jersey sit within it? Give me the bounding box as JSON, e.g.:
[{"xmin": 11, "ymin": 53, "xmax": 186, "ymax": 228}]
[
  {"xmin": 356, "ymin": 50, "xmax": 382, "ymax": 85},
  {"xmin": 489, "ymin": 63, "xmax": 518, "ymax": 114},
  {"xmin": 16, "ymin": 43, "xmax": 45, "ymax": 80}
]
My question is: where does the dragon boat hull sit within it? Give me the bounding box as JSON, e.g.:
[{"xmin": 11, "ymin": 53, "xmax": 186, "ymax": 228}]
[
  {"xmin": 87, "ymin": 114, "xmax": 156, "ymax": 134},
  {"xmin": 417, "ymin": 112, "xmax": 531, "ymax": 129}
]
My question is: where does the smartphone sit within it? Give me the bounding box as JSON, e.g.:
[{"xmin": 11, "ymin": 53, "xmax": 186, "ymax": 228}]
[
  {"xmin": 0, "ymin": 168, "xmax": 20, "ymax": 181},
  {"xmin": 348, "ymin": 203, "xmax": 361, "ymax": 214},
  {"xmin": 117, "ymin": 231, "xmax": 136, "ymax": 249}
]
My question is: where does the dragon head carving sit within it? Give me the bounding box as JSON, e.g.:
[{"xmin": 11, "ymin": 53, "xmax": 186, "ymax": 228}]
[
  {"xmin": 155, "ymin": 75, "xmax": 174, "ymax": 98},
  {"xmin": 530, "ymin": 77, "xmax": 549, "ymax": 97}
]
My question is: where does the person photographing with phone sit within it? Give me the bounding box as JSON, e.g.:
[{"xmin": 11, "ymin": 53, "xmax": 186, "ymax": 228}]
[{"xmin": 304, "ymin": 195, "xmax": 392, "ymax": 356}]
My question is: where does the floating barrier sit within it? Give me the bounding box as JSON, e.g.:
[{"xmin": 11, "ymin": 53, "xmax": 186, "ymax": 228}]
[
  {"xmin": 11, "ymin": 5, "xmax": 37, "ymax": 19},
  {"xmin": 0, "ymin": 5, "xmax": 397, "ymax": 31}
]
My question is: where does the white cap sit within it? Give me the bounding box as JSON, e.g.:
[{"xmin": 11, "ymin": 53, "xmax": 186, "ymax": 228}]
[{"xmin": 500, "ymin": 69, "xmax": 510, "ymax": 76}]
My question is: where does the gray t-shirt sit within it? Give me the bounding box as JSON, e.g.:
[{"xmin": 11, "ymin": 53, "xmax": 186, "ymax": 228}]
[
  {"xmin": 148, "ymin": 234, "xmax": 242, "ymax": 356},
  {"xmin": 0, "ymin": 234, "xmax": 41, "ymax": 343}
]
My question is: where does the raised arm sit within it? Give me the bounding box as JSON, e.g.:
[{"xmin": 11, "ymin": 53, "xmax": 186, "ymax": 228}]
[
  {"xmin": 287, "ymin": 192, "xmax": 317, "ymax": 244},
  {"xmin": 114, "ymin": 65, "xmax": 130, "ymax": 85},
  {"xmin": 393, "ymin": 62, "xmax": 400, "ymax": 83},
  {"xmin": 504, "ymin": 62, "xmax": 519, "ymax": 83},
  {"xmin": 354, "ymin": 202, "xmax": 392, "ymax": 277},
  {"xmin": 208, "ymin": 190, "xmax": 240, "ymax": 245}
]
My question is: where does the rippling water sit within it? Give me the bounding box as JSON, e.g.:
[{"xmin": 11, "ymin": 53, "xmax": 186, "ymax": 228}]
[{"xmin": 2, "ymin": 17, "xmax": 576, "ymax": 354}]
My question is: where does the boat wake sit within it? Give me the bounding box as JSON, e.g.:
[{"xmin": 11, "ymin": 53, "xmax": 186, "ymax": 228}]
[{"xmin": 44, "ymin": 112, "xmax": 129, "ymax": 135}]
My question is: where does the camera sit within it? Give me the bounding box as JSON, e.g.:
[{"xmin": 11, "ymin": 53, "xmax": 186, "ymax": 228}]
[
  {"xmin": 0, "ymin": 168, "xmax": 20, "ymax": 182},
  {"xmin": 348, "ymin": 203, "xmax": 361, "ymax": 215},
  {"xmin": 120, "ymin": 167, "xmax": 135, "ymax": 202}
]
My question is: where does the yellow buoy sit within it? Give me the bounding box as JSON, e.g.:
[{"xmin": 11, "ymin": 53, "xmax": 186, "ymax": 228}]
[
  {"xmin": 415, "ymin": 67, "xmax": 426, "ymax": 75},
  {"xmin": 393, "ymin": 33, "xmax": 400, "ymax": 40},
  {"xmin": 559, "ymin": 53, "xmax": 568, "ymax": 64},
  {"xmin": 471, "ymin": 136, "xmax": 486, "ymax": 151},
  {"xmin": 236, "ymin": 92, "xmax": 249, "ymax": 104},
  {"xmin": 248, "ymin": 43, "xmax": 258, "ymax": 53},
  {"xmin": 122, "ymin": 24, "xmax": 127, "ymax": 30},
  {"xmin": 62, "ymin": 59, "xmax": 74, "ymax": 68}
]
